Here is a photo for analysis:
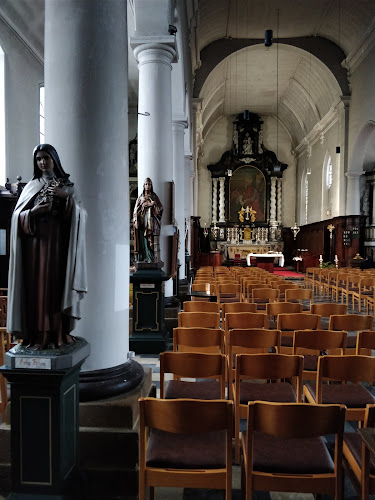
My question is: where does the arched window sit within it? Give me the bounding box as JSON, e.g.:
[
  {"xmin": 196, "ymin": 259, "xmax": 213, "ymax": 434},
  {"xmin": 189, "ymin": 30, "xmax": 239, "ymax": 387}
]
[
  {"xmin": 0, "ymin": 44, "xmax": 5, "ymax": 186},
  {"xmin": 322, "ymin": 152, "xmax": 333, "ymax": 218}
]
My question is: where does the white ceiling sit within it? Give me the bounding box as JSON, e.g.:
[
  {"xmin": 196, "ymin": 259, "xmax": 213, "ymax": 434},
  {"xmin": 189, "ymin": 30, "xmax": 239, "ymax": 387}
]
[{"xmin": 0, "ymin": 0, "xmax": 375, "ymax": 148}]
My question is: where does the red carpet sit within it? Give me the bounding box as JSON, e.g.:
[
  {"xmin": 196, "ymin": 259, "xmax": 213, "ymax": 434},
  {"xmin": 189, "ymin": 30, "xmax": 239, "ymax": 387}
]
[{"xmin": 273, "ymin": 267, "xmax": 303, "ymax": 278}]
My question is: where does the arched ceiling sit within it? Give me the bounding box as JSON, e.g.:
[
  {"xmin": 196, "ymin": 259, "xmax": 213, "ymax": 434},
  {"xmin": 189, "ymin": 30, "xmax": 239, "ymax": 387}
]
[
  {"xmin": 200, "ymin": 43, "xmax": 342, "ymax": 147},
  {"xmin": 194, "ymin": 0, "xmax": 375, "ymax": 149}
]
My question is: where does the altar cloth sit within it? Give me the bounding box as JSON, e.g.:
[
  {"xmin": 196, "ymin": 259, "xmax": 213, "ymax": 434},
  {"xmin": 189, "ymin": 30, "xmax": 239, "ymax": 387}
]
[{"xmin": 246, "ymin": 253, "xmax": 285, "ymax": 267}]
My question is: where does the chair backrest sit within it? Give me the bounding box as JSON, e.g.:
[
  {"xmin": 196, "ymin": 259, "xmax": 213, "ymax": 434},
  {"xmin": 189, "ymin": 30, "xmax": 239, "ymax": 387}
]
[
  {"xmin": 356, "ymin": 331, "xmax": 375, "ymax": 354},
  {"xmin": 225, "ymin": 312, "xmax": 268, "ymax": 333},
  {"xmin": 266, "ymin": 302, "xmax": 302, "ymax": 317},
  {"xmin": 183, "ymin": 301, "xmax": 220, "ymax": 313},
  {"xmin": 192, "ymin": 283, "xmax": 216, "ymax": 294},
  {"xmin": 276, "ymin": 283, "xmax": 300, "ymax": 293},
  {"xmin": 293, "ymin": 330, "xmax": 347, "ymax": 355},
  {"xmin": 221, "ymin": 302, "xmax": 257, "ymax": 316},
  {"xmin": 328, "ymin": 314, "xmax": 373, "ymax": 332},
  {"xmin": 235, "ymin": 353, "xmax": 303, "ymax": 401},
  {"xmin": 285, "ymin": 288, "xmax": 313, "ymax": 302},
  {"xmin": 178, "ymin": 311, "xmax": 220, "ymax": 328},
  {"xmin": 227, "ymin": 329, "xmax": 281, "ymax": 355},
  {"xmin": 252, "ymin": 288, "xmax": 279, "ymax": 303},
  {"xmin": 311, "ymin": 302, "xmax": 347, "ymax": 316},
  {"xmin": 173, "ymin": 327, "xmax": 224, "ymax": 353},
  {"xmin": 317, "ymin": 354, "xmax": 375, "ymax": 384},
  {"xmin": 159, "ymin": 352, "xmax": 226, "ymax": 398},
  {"xmin": 247, "ymin": 400, "xmax": 345, "ymax": 440},
  {"xmin": 277, "ymin": 313, "xmax": 321, "ymax": 331}
]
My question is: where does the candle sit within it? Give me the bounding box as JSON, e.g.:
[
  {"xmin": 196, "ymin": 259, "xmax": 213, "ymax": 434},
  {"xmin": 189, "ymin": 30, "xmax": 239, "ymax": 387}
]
[{"xmin": 319, "ymin": 255, "xmax": 322, "ymax": 260}]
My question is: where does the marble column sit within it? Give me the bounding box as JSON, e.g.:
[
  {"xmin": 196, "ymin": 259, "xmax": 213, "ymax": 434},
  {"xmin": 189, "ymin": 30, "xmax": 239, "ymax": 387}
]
[
  {"xmin": 219, "ymin": 176, "xmax": 225, "ymax": 222},
  {"xmin": 212, "ymin": 178, "xmax": 218, "ymax": 222},
  {"xmin": 277, "ymin": 178, "xmax": 282, "ymax": 222},
  {"xmin": 172, "ymin": 120, "xmax": 187, "ymax": 280},
  {"xmin": 44, "ymin": 0, "xmax": 142, "ymax": 397},
  {"xmin": 184, "ymin": 155, "xmax": 193, "ymax": 261},
  {"xmin": 131, "ymin": 36, "xmax": 177, "ymax": 296},
  {"xmin": 346, "ymin": 171, "xmax": 365, "ymax": 215},
  {"xmin": 270, "ymin": 177, "xmax": 277, "ymax": 222}
]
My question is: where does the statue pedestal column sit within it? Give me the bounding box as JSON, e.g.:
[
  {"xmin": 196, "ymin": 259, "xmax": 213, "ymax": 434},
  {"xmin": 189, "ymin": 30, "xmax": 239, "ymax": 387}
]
[
  {"xmin": 0, "ymin": 338, "xmax": 90, "ymax": 499},
  {"xmin": 130, "ymin": 263, "xmax": 169, "ymax": 354}
]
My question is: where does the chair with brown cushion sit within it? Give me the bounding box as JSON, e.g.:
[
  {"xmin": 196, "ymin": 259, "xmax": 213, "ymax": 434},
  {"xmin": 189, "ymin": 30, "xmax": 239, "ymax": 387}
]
[
  {"xmin": 178, "ymin": 311, "xmax": 220, "ymax": 328},
  {"xmin": 183, "ymin": 301, "xmax": 220, "ymax": 313},
  {"xmin": 241, "ymin": 279, "xmax": 263, "ymax": 302},
  {"xmin": 304, "ymin": 355, "xmax": 375, "ymax": 422},
  {"xmin": 277, "ymin": 313, "xmax": 321, "ymax": 353},
  {"xmin": 173, "ymin": 327, "xmax": 224, "ymax": 353},
  {"xmin": 226, "ymin": 328, "xmax": 281, "ymax": 400},
  {"xmin": 329, "ymin": 314, "xmax": 373, "ymax": 350},
  {"xmin": 138, "ymin": 397, "xmax": 233, "ymax": 500},
  {"xmin": 241, "ymin": 401, "xmax": 346, "ymax": 500},
  {"xmin": 343, "ymin": 404, "xmax": 375, "ymax": 499},
  {"xmin": 266, "ymin": 301, "xmax": 302, "ymax": 329},
  {"xmin": 285, "ymin": 287, "xmax": 313, "ymax": 311},
  {"xmin": 292, "ymin": 329, "xmax": 347, "ymax": 381},
  {"xmin": 224, "ymin": 312, "xmax": 268, "ymax": 349},
  {"xmin": 160, "ymin": 351, "xmax": 226, "ymax": 399},
  {"xmin": 233, "ymin": 353, "xmax": 303, "ymax": 462}
]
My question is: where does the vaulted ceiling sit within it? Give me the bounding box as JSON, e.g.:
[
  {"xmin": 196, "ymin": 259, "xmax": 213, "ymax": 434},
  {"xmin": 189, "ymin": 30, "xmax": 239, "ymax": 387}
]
[{"xmin": 0, "ymin": 0, "xmax": 374, "ymax": 149}]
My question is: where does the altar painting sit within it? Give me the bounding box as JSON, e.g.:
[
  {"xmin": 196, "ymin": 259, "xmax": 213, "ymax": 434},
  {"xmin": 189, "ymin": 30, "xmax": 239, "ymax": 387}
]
[{"xmin": 229, "ymin": 166, "xmax": 266, "ymax": 222}]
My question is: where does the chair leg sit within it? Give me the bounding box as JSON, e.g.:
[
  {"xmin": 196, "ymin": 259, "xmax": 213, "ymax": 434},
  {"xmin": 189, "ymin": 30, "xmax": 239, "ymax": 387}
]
[{"xmin": 150, "ymin": 486, "xmax": 155, "ymax": 500}]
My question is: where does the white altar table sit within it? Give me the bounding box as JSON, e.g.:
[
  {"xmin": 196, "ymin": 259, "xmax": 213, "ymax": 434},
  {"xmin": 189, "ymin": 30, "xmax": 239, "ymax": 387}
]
[{"xmin": 246, "ymin": 253, "xmax": 285, "ymax": 268}]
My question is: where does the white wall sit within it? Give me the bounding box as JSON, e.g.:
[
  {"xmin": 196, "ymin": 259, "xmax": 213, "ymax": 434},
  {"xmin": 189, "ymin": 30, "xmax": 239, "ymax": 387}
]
[
  {"xmin": 198, "ymin": 114, "xmax": 295, "ymax": 227},
  {"xmin": 0, "ymin": 25, "xmax": 43, "ymax": 183}
]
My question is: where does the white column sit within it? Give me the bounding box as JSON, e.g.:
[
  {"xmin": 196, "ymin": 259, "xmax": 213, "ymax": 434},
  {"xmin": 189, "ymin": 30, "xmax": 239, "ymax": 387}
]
[
  {"xmin": 270, "ymin": 177, "xmax": 277, "ymax": 221},
  {"xmin": 277, "ymin": 178, "xmax": 282, "ymax": 222},
  {"xmin": 184, "ymin": 155, "xmax": 193, "ymax": 259},
  {"xmin": 172, "ymin": 120, "xmax": 187, "ymax": 280},
  {"xmin": 132, "ymin": 37, "xmax": 177, "ymax": 296},
  {"xmin": 219, "ymin": 176, "xmax": 225, "ymax": 222},
  {"xmin": 44, "ymin": 0, "xmax": 129, "ymax": 372},
  {"xmin": 212, "ymin": 178, "xmax": 218, "ymax": 222},
  {"xmin": 346, "ymin": 171, "xmax": 365, "ymax": 215}
]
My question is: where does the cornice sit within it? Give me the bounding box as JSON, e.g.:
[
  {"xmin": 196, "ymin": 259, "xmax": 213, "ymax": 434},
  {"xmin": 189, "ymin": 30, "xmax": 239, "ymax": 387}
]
[{"xmin": 0, "ymin": 13, "xmax": 43, "ymax": 66}]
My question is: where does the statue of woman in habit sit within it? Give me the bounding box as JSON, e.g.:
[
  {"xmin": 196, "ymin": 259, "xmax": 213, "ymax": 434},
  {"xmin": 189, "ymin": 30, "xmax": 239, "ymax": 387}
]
[
  {"xmin": 133, "ymin": 178, "xmax": 163, "ymax": 263},
  {"xmin": 7, "ymin": 144, "xmax": 87, "ymax": 349}
]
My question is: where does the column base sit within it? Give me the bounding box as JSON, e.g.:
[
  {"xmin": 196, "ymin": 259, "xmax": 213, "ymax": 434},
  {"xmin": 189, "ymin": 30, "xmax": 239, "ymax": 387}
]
[{"xmin": 129, "ymin": 332, "xmax": 168, "ymax": 354}]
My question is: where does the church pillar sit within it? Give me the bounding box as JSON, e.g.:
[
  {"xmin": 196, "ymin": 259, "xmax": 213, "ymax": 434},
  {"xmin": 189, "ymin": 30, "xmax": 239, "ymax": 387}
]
[
  {"xmin": 44, "ymin": 0, "xmax": 142, "ymax": 397},
  {"xmin": 219, "ymin": 176, "xmax": 225, "ymax": 222},
  {"xmin": 184, "ymin": 155, "xmax": 193, "ymax": 263},
  {"xmin": 172, "ymin": 120, "xmax": 187, "ymax": 280},
  {"xmin": 277, "ymin": 178, "xmax": 282, "ymax": 222},
  {"xmin": 212, "ymin": 178, "xmax": 218, "ymax": 222},
  {"xmin": 346, "ymin": 171, "xmax": 365, "ymax": 215},
  {"xmin": 131, "ymin": 37, "xmax": 177, "ymax": 296},
  {"xmin": 270, "ymin": 177, "xmax": 277, "ymax": 222}
]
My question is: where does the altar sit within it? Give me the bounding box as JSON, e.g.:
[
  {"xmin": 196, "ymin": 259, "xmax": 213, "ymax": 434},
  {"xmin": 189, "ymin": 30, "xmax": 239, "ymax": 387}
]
[
  {"xmin": 218, "ymin": 242, "xmax": 284, "ymax": 260},
  {"xmin": 246, "ymin": 253, "xmax": 285, "ymax": 273}
]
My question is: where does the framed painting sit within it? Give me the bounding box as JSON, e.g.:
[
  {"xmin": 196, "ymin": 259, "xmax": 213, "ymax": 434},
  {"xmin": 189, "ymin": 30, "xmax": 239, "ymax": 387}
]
[{"xmin": 229, "ymin": 165, "xmax": 266, "ymax": 223}]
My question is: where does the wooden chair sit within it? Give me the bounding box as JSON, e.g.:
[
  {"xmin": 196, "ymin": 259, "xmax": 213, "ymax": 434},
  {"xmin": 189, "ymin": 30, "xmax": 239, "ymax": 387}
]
[
  {"xmin": 292, "ymin": 329, "xmax": 347, "ymax": 381},
  {"xmin": 173, "ymin": 328, "xmax": 224, "ymax": 353},
  {"xmin": 276, "ymin": 283, "xmax": 299, "ymax": 300},
  {"xmin": 221, "ymin": 302, "xmax": 257, "ymax": 317},
  {"xmin": 331, "ymin": 271, "xmax": 350, "ymax": 303},
  {"xmin": 226, "ymin": 328, "xmax": 281, "ymax": 398},
  {"xmin": 353, "ymin": 277, "xmax": 375, "ymax": 313},
  {"xmin": 356, "ymin": 330, "xmax": 375, "ymax": 355},
  {"xmin": 243, "ymin": 282, "xmax": 271, "ymax": 304},
  {"xmin": 277, "ymin": 313, "xmax": 321, "ymax": 353},
  {"xmin": 191, "ymin": 282, "xmax": 216, "ymax": 301},
  {"xmin": 217, "ymin": 283, "xmax": 241, "ymax": 305},
  {"xmin": 342, "ymin": 274, "xmax": 362, "ymax": 308},
  {"xmin": 241, "ymin": 401, "xmax": 346, "ymax": 500},
  {"xmin": 304, "ymin": 267, "xmax": 316, "ymax": 290},
  {"xmin": 160, "ymin": 351, "xmax": 226, "ymax": 399},
  {"xmin": 183, "ymin": 301, "xmax": 220, "ymax": 313},
  {"xmin": 138, "ymin": 397, "xmax": 233, "ymax": 500},
  {"xmin": 240, "ymin": 279, "xmax": 263, "ymax": 302},
  {"xmin": 304, "ymin": 355, "xmax": 375, "ymax": 422},
  {"xmin": 343, "ymin": 404, "xmax": 375, "ymax": 499},
  {"xmin": 224, "ymin": 312, "xmax": 268, "ymax": 348},
  {"xmin": 328, "ymin": 314, "xmax": 373, "ymax": 350},
  {"xmin": 285, "ymin": 288, "xmax": 313, "ymax": 311},
  {"xmin": 266, "ymin": 301, "xmax": 302, "ymax": 328},
  {"xmin": 178, "ymin": 311, "xmax": 220, "ymax": 328},
  {"xmin": 233, "ymin": 353, "xmax": 303, "ymax": 462},
  {"xmin": 310, "ymin": 302, "xmax": 347, "ymax": 320},
  {"xmin": 251, "ymin": 288, "xmax": 279, "ymax": 310}
]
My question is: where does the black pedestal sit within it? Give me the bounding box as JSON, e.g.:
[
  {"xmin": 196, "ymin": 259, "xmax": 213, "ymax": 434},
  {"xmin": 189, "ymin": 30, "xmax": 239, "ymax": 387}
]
[
  {"xmin": 130, "ymin": 263, "xmax": 169, "ymax": 353},
  {"xmin": 0, "ymin": 338, "xmax": 90, "ymax": 499}
]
